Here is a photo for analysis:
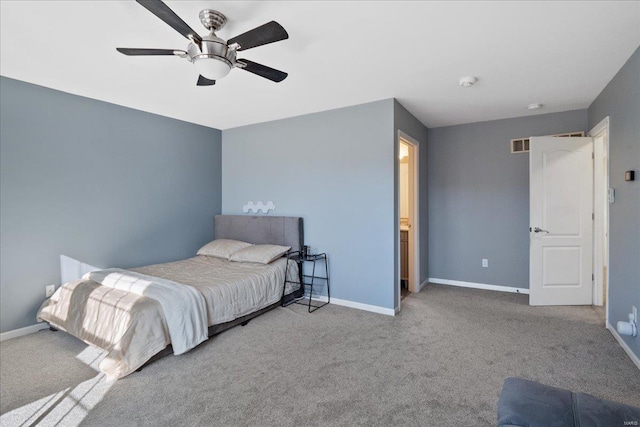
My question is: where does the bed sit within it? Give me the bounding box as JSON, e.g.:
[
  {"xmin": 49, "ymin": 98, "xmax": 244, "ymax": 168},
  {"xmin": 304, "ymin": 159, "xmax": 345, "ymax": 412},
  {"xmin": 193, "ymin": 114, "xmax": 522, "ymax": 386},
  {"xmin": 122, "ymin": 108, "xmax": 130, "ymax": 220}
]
[{"xmin": 37, "ymin": 215, "xmax": 304, "ymax": 380}]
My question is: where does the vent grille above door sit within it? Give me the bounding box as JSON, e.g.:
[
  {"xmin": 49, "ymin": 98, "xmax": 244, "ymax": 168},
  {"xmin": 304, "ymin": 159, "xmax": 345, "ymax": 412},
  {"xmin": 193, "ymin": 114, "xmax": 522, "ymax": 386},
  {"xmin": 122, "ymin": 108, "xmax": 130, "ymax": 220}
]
[
  {"xmin": 511, "ymin": 138, "xmax": 530, "ymax": 153},
  {"xmin": 510, "ymin": 131, "xmax": 584, "ymax": 154}
]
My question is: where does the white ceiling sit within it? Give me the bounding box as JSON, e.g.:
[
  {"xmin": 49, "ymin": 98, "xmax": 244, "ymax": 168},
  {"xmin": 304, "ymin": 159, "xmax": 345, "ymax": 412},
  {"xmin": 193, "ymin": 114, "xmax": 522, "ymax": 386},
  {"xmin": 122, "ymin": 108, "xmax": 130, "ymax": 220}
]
[{"xmin": 1, "ymin": 1, "xmax": 639, "ymax": 130}]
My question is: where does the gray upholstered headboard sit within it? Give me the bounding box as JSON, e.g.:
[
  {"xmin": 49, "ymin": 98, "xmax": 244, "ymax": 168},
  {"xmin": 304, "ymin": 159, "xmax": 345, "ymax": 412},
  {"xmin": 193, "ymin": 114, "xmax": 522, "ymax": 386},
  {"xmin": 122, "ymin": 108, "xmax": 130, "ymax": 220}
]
[{"xmin": 213, "ymin": 215, "xmax": 303, "ymax": 253}]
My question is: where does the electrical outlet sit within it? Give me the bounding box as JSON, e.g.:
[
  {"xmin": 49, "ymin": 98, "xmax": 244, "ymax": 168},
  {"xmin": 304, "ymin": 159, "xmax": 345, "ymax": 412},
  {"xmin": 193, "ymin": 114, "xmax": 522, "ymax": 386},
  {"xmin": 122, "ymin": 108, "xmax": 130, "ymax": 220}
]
[
  {"xmin": 633, "ymin": 306, "xmax": 638, "ymax": 323},
  {"xmin": 45, "ymin": 285, "xmax": 55, "ymax": 298},
  {"xmin": 482, "ymin": 259, "xmax": 488, "ymax": 268}
]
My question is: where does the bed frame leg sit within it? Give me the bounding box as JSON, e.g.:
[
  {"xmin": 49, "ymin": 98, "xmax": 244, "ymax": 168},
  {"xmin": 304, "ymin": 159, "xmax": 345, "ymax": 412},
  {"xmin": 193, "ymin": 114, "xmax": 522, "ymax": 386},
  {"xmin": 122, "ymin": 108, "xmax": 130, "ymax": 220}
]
[{"xmin": 241, "ymin": 319, "xmax": 251, "ymax": 326}]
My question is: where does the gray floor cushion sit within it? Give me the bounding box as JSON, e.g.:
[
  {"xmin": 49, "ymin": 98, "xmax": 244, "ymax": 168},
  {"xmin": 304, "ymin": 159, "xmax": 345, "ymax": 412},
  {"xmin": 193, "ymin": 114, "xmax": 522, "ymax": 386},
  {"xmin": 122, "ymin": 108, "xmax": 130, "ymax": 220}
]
[{"xmin": 497, "ymin": 377, "xmax": 640, "ymax": 427}]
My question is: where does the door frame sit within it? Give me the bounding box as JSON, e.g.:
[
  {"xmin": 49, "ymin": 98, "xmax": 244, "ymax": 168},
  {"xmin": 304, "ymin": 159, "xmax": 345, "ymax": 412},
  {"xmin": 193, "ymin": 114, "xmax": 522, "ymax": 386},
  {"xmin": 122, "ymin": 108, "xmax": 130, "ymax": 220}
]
[
  {"xmin": 589, "ymin": 117, "xmax": 610, "ymax": 321},
  {"xmin": 397, "ymin": 130, "xmax": 420, "ymax": 310}
]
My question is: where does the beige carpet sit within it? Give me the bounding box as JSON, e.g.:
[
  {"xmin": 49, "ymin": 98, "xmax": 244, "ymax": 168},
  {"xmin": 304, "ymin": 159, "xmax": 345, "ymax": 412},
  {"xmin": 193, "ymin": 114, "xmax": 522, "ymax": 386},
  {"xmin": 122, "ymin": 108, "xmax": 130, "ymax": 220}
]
[{"xmin": 1, "ymin": 284, "xmax": 639, "ymax": 426}]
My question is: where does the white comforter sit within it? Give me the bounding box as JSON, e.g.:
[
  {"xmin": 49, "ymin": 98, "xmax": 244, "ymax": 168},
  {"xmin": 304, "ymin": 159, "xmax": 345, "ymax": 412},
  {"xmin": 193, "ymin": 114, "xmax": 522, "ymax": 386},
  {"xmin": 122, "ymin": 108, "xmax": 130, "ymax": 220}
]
[
  {"xmin": 37, "ymin": 279, "xmax": 171, "ymax": 380},
  {"xmin": 86, "ymin": 269, "xmax": 208, "ymax": 355},
  {"xmin": 37, "ymin": 256, "xmax": 298, "ymax": 379}
]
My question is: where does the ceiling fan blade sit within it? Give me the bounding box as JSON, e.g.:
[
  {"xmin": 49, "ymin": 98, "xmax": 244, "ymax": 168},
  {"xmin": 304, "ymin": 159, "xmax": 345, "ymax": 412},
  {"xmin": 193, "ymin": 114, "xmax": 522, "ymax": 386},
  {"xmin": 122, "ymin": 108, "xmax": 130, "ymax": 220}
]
[
  {"xmin": 238, "ymin": 59, "xmax": 288, "ymax": 82},
  {"xmin": 135, "ymin": 0, "xmax": 202, "ymax": 44},
  {"xmin": 116, "ymin": 48, "xmax": 184, "ymax": 56},
  {"xmin": 197, "ymin": 75, "xmax": 216, "ymax": 86},
  {"xmin": 227, "ymin": 21, "xmax": 288, "ymax": 51}
]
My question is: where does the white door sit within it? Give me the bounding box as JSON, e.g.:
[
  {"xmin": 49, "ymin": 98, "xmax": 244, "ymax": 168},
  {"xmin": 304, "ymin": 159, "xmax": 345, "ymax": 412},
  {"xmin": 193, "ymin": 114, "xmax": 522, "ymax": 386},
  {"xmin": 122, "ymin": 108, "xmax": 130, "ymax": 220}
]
[{"xmin": 529, "ymin": 136, "xmax": 593, "ymax": 306}]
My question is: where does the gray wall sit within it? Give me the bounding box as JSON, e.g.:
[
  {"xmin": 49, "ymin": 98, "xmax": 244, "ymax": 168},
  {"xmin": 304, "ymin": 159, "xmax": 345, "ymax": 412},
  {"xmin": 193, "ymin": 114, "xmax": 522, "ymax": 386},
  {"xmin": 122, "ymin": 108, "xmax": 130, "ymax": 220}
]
[
  {"xmin": 222, "ymin": 100, "xmax": 397, "ymax": 310},
  {"xmin": 393, "ymin": 100, "xmax": 429, "ymax": 308},
  {"xmin": 0, "ymin": 77, "xmax": 222, "ymax": 333},
  {"xmin": 427, "ymin": 109, "xmax": 588, "ymax": 288},
  {"xmin": 588, "ymin": 47, "xmax": 640, "ymax": 359}
]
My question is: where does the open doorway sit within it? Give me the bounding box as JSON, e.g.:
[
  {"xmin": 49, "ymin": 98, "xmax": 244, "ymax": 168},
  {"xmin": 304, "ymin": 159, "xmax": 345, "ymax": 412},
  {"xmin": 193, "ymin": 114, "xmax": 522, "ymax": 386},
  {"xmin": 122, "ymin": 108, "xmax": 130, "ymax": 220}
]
[
  {"xmin": 399, "ymin": 140, "xmax": 411, "ymax": 299},
  {"xmin": 398, "ymin": 131, "xmax": 420, "ymax": 306}
]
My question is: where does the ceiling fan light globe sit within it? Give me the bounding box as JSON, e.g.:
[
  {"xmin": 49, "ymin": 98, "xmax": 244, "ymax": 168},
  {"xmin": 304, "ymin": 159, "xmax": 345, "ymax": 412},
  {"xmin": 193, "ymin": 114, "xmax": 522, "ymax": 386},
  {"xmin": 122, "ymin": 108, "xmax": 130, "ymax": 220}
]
[{"xmin": 193, "ymin": 57, "xmax": 231, "ymax": 80}]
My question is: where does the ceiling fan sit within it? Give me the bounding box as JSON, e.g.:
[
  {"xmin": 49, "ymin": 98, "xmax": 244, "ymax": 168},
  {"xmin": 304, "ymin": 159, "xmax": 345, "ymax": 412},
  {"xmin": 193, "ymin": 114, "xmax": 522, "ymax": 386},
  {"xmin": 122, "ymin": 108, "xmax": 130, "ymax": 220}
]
[{"xmin": 116, "ymin": 0, "xmax": 289, "ymax": 86}]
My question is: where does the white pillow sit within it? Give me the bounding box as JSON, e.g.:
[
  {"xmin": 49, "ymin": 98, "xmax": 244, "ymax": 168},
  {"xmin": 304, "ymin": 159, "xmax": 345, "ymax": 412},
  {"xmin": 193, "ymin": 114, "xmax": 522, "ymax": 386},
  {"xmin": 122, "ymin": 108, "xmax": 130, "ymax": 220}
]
[
  {"xmin": 229, "ymin": 244, "xmax": 291, "ymax": 264},
  {"xmin": 197, "ymin": 239, "xmax": 253, "ymax": 259}
]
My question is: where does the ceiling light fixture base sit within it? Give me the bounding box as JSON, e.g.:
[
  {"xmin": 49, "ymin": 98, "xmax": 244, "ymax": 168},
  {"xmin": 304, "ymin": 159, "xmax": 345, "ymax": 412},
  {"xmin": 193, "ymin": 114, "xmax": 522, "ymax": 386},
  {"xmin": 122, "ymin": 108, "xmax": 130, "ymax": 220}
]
[
  {"xmin": 199, "ymin": 9, "xmax": 227, "ymax": 32},
  {"xmin": 527, "ymin": 103, "xmax": 543, "ymax": 110},
  {"xmin": 459, "ymin": 76, "xmax": 478, "ymax": 87}
]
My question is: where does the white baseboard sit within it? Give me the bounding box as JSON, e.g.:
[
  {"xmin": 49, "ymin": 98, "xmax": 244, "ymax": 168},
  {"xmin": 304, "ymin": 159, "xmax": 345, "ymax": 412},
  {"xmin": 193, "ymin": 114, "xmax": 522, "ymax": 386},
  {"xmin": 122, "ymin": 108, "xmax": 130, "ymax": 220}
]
[
  {"xmin": 428, "ymin": 278, "xmax": 530, "ymax": 295},
  {"xmin": 607, "ymin": 322, "xmax": 640, "ymax": 371},
  {"xmin": 0, "ymin": 323, "xmax": 49, "ymax": 342},
  {"xmin": 310, "ymin": 295, "xmax": 395, "ymax": 316},
  {"xmin": 419, "ymin": 279, "xmax": 428, "ymax": 291}
]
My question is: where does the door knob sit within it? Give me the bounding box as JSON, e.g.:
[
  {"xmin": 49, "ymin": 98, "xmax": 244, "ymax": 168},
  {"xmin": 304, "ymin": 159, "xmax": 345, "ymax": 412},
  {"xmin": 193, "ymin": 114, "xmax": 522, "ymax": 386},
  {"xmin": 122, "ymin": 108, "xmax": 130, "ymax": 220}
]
[{"xmin": 533, "ymin": 227, "xmax": 549, "ymax": 233}]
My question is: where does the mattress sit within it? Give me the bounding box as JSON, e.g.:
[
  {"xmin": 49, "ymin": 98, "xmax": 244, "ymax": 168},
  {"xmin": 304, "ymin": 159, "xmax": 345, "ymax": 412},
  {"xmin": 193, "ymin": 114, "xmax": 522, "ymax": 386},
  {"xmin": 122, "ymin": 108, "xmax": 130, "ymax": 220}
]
[
  {"xmin": 132, "ymin": 255, "xmax": 299, "ymax": 325},
  {"xmin": 37, "ymin": 255, "xmax": 299, "ymax": 379}
]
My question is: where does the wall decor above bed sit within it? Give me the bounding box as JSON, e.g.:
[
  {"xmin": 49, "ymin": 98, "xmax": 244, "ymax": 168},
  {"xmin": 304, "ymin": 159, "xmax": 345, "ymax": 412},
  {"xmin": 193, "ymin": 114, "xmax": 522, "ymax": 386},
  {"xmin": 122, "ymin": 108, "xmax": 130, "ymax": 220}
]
[{"xmin": 243, "ymin": 200, "xmax": 276, "ymax": 213}]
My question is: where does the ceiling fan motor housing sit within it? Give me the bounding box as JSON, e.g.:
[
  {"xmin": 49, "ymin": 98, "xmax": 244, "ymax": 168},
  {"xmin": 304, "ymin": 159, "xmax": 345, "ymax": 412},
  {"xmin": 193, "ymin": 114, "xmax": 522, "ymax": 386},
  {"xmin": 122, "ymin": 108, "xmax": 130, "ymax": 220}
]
[
  {"xmin": 187, "ymin": 34, "xmax": 237, "ymax": 79},
  {"xmin": 188, "ymin": 35, "xmax": 235, "ymax": 65}
]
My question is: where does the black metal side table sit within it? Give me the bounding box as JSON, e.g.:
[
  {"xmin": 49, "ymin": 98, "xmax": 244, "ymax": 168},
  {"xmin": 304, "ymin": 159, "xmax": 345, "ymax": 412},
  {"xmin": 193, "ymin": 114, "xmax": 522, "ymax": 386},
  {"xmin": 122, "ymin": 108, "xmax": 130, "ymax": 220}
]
[{"xmin": 283, "ymin": 251, "xmax": 330, "ymax": 313}]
